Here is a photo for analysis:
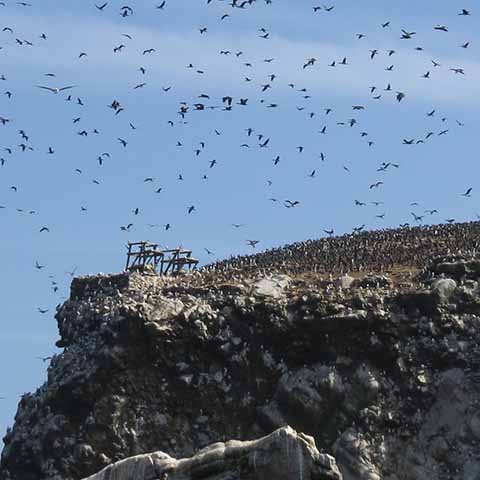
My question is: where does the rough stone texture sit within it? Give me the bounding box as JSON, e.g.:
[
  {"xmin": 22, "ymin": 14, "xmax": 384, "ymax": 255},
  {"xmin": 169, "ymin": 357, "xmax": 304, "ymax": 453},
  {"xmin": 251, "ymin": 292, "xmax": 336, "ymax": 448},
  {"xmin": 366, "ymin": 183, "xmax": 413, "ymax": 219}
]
[
  {"xmin": 431, "ymin": 278, "xmax": 457, "ymax": 304},
  {"xmin": 2, "ymin": 257, "xmax": 480, "ymax": 480},
  {"xmin": 249, "ymin": 274, "xmax": 291, "ymax": 299},
  {"xmin": 82, "ymin": 426, "xmax": 342, "ymax": 480}
]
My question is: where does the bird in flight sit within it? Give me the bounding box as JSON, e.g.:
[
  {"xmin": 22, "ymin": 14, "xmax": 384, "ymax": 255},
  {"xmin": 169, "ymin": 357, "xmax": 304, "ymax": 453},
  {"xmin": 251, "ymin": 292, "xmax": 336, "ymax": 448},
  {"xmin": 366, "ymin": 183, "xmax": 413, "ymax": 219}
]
[
  {"xmin": 36, "ymin": 356, "xmax": 53, "ymax": 362},
  {"xmin": 246, "ymin": 240, "xmax": 259, "ymax": 248},
  {"xmin": 400, "ymin": 29, "xmax": 416, "ymax": 39},
  {"xmin": 36, "ymin": 85, "xmax": 77, "ymax": 94}
]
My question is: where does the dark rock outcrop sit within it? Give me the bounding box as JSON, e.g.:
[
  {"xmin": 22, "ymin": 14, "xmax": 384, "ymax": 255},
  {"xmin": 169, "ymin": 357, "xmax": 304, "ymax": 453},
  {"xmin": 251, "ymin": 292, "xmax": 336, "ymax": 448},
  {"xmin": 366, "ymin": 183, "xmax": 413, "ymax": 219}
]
[{"xmin": 2, "ymin": 256, "xmax": 480, "ymax": 479}]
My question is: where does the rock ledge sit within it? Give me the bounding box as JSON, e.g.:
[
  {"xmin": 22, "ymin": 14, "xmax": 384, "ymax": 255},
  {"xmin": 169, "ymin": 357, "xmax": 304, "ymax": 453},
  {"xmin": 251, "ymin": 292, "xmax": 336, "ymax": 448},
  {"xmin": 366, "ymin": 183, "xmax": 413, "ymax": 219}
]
[{"xmin": 83, "ymin": 426, "xmax": 341, "ymax": 480}]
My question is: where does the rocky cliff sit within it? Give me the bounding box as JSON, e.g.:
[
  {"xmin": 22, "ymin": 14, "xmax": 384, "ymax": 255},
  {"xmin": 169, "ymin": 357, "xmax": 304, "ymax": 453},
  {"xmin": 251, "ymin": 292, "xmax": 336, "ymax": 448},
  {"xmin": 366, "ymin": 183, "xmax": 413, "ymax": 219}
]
[{"xmin": 2, "ymin": 255, "xmax": 480, "ymax": 480}]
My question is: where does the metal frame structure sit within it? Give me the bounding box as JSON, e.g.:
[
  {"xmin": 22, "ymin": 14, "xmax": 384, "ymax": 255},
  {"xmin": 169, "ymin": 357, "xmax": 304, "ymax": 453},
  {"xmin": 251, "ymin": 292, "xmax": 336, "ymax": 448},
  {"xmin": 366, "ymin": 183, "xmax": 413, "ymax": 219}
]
[{"xmin": 125, "ymin": 241, "xmax": 199, "ymax": 275}]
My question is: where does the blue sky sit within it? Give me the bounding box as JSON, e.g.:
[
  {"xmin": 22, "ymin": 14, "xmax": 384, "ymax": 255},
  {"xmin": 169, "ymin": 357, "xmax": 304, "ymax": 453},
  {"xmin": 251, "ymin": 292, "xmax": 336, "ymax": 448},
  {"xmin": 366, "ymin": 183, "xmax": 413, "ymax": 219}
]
[{"xmin": 0, "ymin": 0, "xmax": 479, "ymax": 437}]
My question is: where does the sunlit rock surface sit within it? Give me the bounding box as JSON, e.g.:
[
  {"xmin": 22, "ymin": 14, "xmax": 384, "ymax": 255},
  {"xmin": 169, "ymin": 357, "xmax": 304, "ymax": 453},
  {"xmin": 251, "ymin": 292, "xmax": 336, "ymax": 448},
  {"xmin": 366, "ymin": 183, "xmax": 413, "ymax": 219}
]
[{"xmin": 82, "ymin": 426, "xmax": 341, "ymax": 480}]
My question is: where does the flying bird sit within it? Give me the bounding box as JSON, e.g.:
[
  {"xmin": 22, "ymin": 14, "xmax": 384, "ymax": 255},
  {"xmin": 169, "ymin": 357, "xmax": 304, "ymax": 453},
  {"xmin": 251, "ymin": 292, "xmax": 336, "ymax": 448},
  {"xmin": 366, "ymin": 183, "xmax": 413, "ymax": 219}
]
[{"xmin": 36, "ymin": 85, "xmax": 77, "ymax": 94}]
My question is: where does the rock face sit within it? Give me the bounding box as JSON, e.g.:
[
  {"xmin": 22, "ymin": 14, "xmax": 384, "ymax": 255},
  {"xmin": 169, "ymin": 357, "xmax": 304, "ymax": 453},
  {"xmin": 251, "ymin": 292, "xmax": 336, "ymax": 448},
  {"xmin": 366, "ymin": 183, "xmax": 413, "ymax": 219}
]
[
  {"xmin": 2, "ymin": 258, "xmax": 480, "ymax": 480},
  {"xmin": 82, "ymin": 426, "xmax": 342, "ymax": 480}
]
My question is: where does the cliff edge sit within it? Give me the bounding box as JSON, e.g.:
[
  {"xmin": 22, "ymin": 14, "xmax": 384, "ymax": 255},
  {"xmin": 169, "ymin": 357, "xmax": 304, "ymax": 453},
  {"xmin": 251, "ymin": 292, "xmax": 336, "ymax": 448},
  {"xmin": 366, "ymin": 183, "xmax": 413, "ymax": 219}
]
[{"xmin": 2, "ymin": 255, "xmax": 480, "ymax": 479}]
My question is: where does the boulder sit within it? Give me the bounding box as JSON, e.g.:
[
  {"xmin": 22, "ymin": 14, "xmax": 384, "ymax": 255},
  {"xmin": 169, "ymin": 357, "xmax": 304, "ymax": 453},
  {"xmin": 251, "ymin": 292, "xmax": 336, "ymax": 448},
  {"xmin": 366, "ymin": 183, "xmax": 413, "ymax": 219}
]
[
  {"xmin": 82, "ymin": 426, "xmax": 342, "ymax": 480},
  {"xmin": 333, "ymin": 429, "xmax": 380, "ymax": 480},
  {"xmin": 250, "ymin": 274, "xmax": 291, "ymax": 299},
  {"xmin": 276, "ymin": 365, "xmax": 344, "ymax": 423},
  {"xmin": 431, "ymin": 278, "xmax": 457, "ymax": 304}
]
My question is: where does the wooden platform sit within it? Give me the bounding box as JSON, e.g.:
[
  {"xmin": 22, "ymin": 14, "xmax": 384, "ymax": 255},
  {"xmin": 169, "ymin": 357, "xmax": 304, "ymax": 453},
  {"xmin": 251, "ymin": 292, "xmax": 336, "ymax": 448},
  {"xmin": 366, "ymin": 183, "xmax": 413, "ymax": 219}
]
[{"xmin": 125, "ymin": 241, "xmax": 198, "ymax": 275}]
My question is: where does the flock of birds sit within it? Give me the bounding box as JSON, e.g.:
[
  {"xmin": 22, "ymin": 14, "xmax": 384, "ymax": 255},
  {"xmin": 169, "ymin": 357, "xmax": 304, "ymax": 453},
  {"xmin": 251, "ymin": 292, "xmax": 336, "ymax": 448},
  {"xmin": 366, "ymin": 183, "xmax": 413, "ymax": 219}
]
[{"xmin": 0, "ymin": 0, "xmax": 477, "ymax": 328}]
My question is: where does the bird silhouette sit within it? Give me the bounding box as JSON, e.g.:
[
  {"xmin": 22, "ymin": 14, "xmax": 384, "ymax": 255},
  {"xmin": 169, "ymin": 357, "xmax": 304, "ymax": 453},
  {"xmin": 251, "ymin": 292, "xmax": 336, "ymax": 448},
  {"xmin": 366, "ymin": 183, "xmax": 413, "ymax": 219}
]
[{"xmin": 36, "ymin": 85, "xmax": 77, "ymax": 94}]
